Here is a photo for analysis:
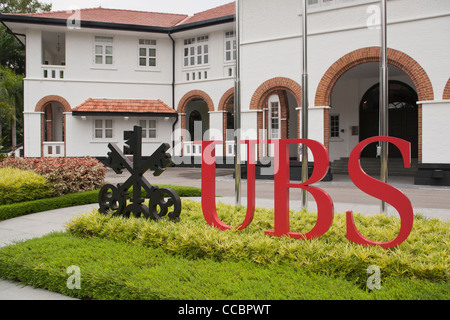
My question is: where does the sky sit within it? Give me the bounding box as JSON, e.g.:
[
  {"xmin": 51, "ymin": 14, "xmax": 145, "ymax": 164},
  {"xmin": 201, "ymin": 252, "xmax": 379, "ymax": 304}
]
[{"xmin": 48, "ymin": 0, "xmax": 234, "ymax": 15}]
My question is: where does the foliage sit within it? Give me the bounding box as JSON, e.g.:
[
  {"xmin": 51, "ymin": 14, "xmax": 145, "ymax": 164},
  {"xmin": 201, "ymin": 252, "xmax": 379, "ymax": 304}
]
[
  {"xmin": 0, "ymin": 185, "xmax": 202, "ymax": 221},
  {"xmin": 0, "ymin": 232, "xmax": 447, "ymax": 300},
  {"xmin": 0, "ymin": 157, "xmax": 108, "ymax": 196},
  {"xmin": 66, "ymin": 200, "xmax": 450, "ymax": 286},
  {"xmin": 0, "ymin": 0, "xmax": 51, "ymax": 13},
  {"xmin": 0, "ymin": 1, "xmax": 52, "ymax": 73},
  {"xmin": 0, "ymin": 66, "xmax": 23, "ymax": 148},
  {"xmin": 0, "ymin": 189, "xmax": 99, "ymax": 221},
  {"xmin": 0, "ymin": 167, "xmax": 52, "ymax": 205}
]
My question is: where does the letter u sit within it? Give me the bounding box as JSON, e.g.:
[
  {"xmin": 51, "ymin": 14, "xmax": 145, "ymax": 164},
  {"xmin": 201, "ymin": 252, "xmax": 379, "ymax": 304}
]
[{"xmin": 199, "ymin": 140, "xmax": 255, "ymax": 230}]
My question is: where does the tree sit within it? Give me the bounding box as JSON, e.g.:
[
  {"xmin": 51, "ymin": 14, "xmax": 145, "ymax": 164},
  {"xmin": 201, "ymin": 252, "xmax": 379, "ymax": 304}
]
[
  {"xmin": 0, "ymin": 0, "xmax": 51, "ymax": 149},
  {"xmin": 0, "ymin": 0, "xmax": 51, "ymax": 13},
  {"xmin": 0, "ymin": 66, "xmax": 23, "ymax": 149},
  {"xmin": 0, "ymin": 0, "xmax": 52, "ymax": 74}
]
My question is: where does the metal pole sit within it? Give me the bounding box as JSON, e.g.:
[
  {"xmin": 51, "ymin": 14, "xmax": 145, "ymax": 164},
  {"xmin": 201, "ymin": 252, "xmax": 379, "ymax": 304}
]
[
  {"xmin": 380, "ymin": 0, "xmax": 389, "ymax": 214},
  {"xmin": 301, "ymin": 0, "xmax": 309, "ymax": 210},
  {"xmin": 235, "ymin": 0, "xmax": 242, "ymax": 206}
]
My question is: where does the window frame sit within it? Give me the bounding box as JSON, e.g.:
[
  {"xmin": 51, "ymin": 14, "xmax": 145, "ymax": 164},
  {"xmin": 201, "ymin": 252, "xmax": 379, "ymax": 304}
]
[
  {"xmin": 139, "ymin": 119, "xmax": 158, "ymax": 140},
  {"xmin": 138, "ymin": 39, "xmax": 157, "ymax": 68},
  {"xmin": 183, "ymin": 35, "xmax": 210, "ymax": 68},
  {"xmin": 94, "ymin": 36, "xmax": 114, "ymax": 66},
  {"xmin": 330, "ymin": 114, "xmax": 340, "ymax": 139},
  {"xmin": 269, "ymin": 101, "xmax": 281, "ymax": 140},
  {"xmin": 93, "ymin": 119, "xmax": 114, "ymax": 140},
  {"xmin": 224, "ymin": 31, "xmax": 237, "ymax": 63}
]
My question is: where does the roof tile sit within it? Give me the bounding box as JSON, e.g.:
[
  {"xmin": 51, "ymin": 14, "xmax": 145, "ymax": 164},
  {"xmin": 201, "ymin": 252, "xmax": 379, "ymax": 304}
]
[{"xmin": 73, "ymin": 98, "xmax": 177, "ymax": 114}]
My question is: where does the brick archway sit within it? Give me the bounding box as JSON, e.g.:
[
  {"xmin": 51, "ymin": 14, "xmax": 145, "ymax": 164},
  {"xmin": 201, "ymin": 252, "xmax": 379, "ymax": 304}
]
[
  {"xmin": 250, "ymin": 77, "xmax": 302, "ymax": 158},
  {"xmin": 177, "ymin": 90, "xmax": 214, "ymax": 156},
  {"xmin": 314, "ymin": 47, "xmax": 434, "ymax": 161},
  {"xmin": 250, "ymin": 77, "xmax": 302, "ymax": 111},
  {"xmin": 35, "ymin": 95, "xmax": 72, "ymax": 113},
  {"xmin": 443, "ymin": 78, "xmax": 450, "ymax": 100},
  {"xmin": 218, "ymin": 88, "xmax": 235, "ymax": 112},
  {"xmin": 35, "ymin": 95, "xmax": 71, "ymax": 157},
  {"xmin": 315, "ymin": 47, "xmax": 434, "ymax": 106},
  {"xmin": 218, "ymin": 88, "xmax": 235, "ymax": 156},
  {"xmin": 177, "ymin": 90, "xmax": 215, "ymax": 114}
]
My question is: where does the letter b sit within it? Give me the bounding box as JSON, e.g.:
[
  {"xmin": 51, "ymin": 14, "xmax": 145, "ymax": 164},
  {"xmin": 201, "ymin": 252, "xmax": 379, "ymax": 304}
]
[{"xmin": 266, "ymin": 139, "xmax": 334, "ymax": 239}]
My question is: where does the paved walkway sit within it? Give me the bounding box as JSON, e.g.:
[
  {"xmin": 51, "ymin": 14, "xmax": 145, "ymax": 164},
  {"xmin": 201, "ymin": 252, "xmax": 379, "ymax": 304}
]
[{"xmin": 0, "ymin": 167, "xmax": 448, "ymax": 300}]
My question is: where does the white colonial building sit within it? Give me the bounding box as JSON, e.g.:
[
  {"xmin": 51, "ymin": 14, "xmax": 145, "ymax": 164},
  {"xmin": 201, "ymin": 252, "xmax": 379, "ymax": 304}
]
[{"xmin": 1, "ymin": 0, "xmax": 449, "ymax": 185}]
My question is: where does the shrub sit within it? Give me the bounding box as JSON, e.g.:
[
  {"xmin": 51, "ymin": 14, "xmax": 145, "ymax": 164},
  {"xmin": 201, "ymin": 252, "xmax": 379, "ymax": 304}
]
[
  {"xmin": 0, "ymin": 157, "xmax": 107, "ymax": 196},
  {"xmin": 66, "ymin": 200, "xmax": 450, "ymax": 286},
  {"xmin": 0, "ymin": 232, "xmax": 448, "ymax": 300},
  {"xmin": 0, "ymin": 190, "xmax": 99, "ymax": 221},
  {"xmin": 0, "ymin": 168, "xmax": 53, "ymax": 205},
  {"xmin": 0, "ymin": 185, "xmax": 201, "ymax": 221}
]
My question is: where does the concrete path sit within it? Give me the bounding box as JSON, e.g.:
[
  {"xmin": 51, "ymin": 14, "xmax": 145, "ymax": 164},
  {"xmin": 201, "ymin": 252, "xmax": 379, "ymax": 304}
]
[{"xmin": 0, "ymin": 167, "xmax": 448, "ymax": 300}]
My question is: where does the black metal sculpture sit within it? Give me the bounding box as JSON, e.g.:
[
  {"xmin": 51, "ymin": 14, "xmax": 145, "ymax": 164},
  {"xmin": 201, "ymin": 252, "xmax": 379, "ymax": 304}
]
[{"xmin": 98, "ymin": 126, "xmax": 181, "ymax": 221}]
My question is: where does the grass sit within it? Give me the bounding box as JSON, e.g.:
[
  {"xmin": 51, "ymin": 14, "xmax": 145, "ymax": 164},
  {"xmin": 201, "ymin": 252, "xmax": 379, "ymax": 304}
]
[
  {"xmin": 0, "ymin": 232, "xmax": 448, "ymax": 300},
  {"xmin": 0, "ymin": 199, "xmax": 448, "ymax": 300}
]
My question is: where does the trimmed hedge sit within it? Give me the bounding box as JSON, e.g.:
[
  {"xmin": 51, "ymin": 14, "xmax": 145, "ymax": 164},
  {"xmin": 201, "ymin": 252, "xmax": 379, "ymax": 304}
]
[
  {"xmin": 0, "ymin": 190, "xmax": 99, "ymax": 221},
  {"xmin": 0, "ymin": 185, "xmax": 202, "ymax": 221},
  {"xmin": 0, "ymin": 168, "xmax": 53, "ymax": 205}
]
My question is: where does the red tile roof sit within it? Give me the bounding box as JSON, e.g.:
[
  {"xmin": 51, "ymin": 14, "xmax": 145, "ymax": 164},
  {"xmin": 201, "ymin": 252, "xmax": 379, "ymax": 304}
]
[
  {"xmin": 73, "ymin": 98, "xmax": 177, "ymax": 115},
  {"xmin": 6, "ymin": 7, "xmax": 188, "ymax": 28},
  {"xmin": 3, "ymin": 2, "xmax": 236, "ymax": 28},
  {"xmin": 178, "ymin": 2, "xmax": 235, "ymax": 25}
]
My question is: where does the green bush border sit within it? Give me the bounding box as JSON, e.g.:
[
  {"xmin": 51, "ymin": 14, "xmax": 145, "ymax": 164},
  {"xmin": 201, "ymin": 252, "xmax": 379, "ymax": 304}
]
[
  {"xmin": 0, "ymin": 185, "xmax": 202, "ymax": 221},
  {"xmin": 0, "ymin": 232, "xmax": 448, "ymax": 300}
]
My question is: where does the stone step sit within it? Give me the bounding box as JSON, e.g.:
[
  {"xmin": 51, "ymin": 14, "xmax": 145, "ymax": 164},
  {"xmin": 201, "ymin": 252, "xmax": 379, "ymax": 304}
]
[{"xmin": 331, "ymin": 158, "xmax": 418, "ymax": 176}]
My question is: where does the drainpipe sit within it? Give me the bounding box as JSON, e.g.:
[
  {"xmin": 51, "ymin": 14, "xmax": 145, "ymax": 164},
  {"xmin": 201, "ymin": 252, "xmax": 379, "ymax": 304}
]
[{"xmin": 168, "ymin": 31, "xmax": 179, "ymax": 157}]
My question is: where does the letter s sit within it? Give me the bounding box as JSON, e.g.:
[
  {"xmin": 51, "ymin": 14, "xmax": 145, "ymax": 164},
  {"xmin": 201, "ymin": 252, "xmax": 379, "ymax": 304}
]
[{"xmin": 347, "ymin": 137, "xmax": 414, "ymax": 249}]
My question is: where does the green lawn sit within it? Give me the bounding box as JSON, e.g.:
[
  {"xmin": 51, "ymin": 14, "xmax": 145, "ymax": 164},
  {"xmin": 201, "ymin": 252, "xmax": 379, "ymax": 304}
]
[{"xmin": 0, "ymin": 200, "xmax": 448, "ymax": 300}]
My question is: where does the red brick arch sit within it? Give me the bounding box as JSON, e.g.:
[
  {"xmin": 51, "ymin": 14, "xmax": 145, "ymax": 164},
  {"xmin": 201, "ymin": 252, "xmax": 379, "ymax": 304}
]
[
  {"xmin": 249, "ymin": 77, "xmax": 302, "ymax": 159},
  {"xmin": 218, "ymin": 88, "xmax": 235, "ymax": 156},
  {"xmin": 443, "ymin": 78, "xmax": 450, "ymax": 100},
  {"xmin": 35, "ymin": 95, "xmax": 72, "ymax": 113},
  {"xmin": 177, "ymin": 90, "xmax": 215, "ymax": 114},
  {"xmin": 35, "ymin": 95, "xmax": 71, "ymax": 157},
  {"xmin": 250, "ymin": 77, "xmax": 302, "ymax": 111},
  {"xmin": 218, "ymin": 88, "xmax": 235, "ymax": 111},
  {"xmin": 177, "ymin": 90, "xmax": 214, "ymax": 156},
  {"xmin": 314, "ymin": 47, "xmax": 434, "ymax": 106},
  {"xmin": 314, "ymin": 47, "xmax": 434, "ymax": 161}
]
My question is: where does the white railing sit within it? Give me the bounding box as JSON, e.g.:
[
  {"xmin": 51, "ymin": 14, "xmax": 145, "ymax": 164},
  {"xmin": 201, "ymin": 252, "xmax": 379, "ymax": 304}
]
[
  {"xmin": 43, "ymin": 142, "xmax": 65, "ymax": 157},
  {"xmin": 183, "ymin": 142, "xmax": 202, "ymax": 157},
  {"xmin": 42, "ymin": 65, "xmax": 65, "ymax": 80}
]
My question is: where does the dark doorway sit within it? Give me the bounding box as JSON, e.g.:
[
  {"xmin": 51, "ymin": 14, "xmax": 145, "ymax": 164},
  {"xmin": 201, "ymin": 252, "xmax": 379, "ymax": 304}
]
[
  {"xmin": 188, "ymin": 110, "xmax": 202, "ymax": 141},
  {"xmin": 359, "ymin": 81, "xmax": 418, "ymax": 158}
]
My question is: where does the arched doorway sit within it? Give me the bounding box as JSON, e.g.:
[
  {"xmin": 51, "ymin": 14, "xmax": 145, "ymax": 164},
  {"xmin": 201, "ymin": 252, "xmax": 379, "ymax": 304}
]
[
  {"xmin": 35, "ymin": 95, "xmax": 71, "ymax": 157},
  {"xmin": 177, "ymin": 90, "xmax": 214, "ymax": 157},
  {"xmin": 359, "ymin": 81, "xmax": 418, "ymax": 158},
  {"xmin": 315, "ymin": 47, "xmax": 434, "ymax": 162},
  {"xmin": 250, "ymin": 77, "xmax": 302, "ymax": 160}
]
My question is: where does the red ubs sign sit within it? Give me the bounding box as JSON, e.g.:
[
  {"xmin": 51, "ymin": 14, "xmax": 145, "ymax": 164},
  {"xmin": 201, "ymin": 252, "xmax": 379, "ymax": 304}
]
[{"xmin": 198, "ymin": 137, "xmax": 414, "ymax": 249}]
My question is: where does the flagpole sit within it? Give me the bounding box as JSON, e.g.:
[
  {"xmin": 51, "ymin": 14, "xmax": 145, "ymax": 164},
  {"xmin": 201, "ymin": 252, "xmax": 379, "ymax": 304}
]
[
  {"xmin": 301, "ymin": 0, "xmax": 309, "ymax": 210},
  {"xmin": 235, "ymin": 0, "xmax": 242, "ymax": 206},
  {"xmin": 380, "ymin": 0, "xmax": 389, "ymax": 214}
]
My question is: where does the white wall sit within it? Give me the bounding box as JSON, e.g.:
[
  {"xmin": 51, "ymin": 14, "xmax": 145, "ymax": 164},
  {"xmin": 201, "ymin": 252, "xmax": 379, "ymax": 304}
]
[{"xmin": 422, "ymin": 101, "xmax": 450, "ymax": 164}]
